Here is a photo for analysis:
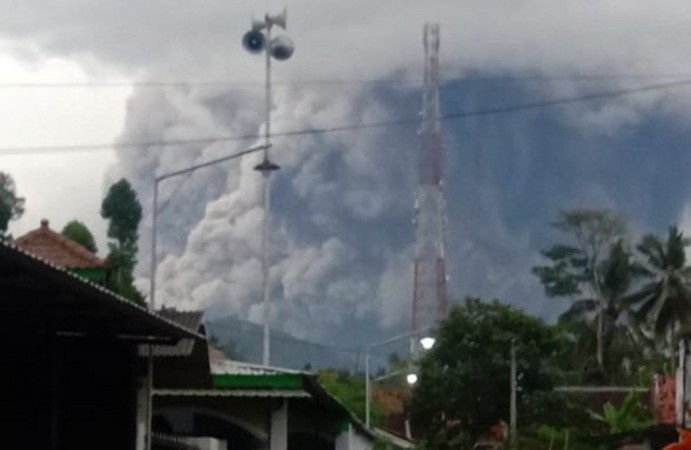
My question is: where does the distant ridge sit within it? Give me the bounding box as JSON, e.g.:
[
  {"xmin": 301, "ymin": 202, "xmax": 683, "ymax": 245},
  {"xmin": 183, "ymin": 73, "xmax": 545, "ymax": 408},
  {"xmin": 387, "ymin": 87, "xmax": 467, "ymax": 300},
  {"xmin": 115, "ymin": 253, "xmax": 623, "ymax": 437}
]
[{"xmin": 205, "ymin": 315, "xmax": 364, "ymax": 372}]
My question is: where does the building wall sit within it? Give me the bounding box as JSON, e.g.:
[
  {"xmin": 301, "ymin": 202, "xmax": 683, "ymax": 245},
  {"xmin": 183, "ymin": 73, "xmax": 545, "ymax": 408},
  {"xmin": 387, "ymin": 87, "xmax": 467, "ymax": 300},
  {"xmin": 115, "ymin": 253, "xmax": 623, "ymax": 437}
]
[
  {"xmin": 652, "ymin": 375, "xmax": 677, "ymax": 425},
  {"xmin": 335, "ymin": 426, "xmax": 372, "ymax": 450},
  {"xmin": 350, "ymin": 430, "xmax": 372, "ymax": 450},
  {"xmin": 0, "ymin": 333, "xmax": 139, "ymax": 449}
]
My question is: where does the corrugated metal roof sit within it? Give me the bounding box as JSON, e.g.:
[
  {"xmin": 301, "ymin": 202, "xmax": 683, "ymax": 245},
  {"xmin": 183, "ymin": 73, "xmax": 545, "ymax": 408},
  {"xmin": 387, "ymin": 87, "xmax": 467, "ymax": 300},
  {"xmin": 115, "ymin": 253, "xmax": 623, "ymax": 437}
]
[
  {"xmin": 153, "ymin": 389, "xmax": 310, "ymax": 398},
  {"xmin": 0, "ymin": 240, "xmax": 200, "ymax": 341},
  {"xmin": 210, "ymin": 360, "xmax": 306, "ymax": 376},
  {"xmin": 141, "ymin": 309, "xmax": 204, "ymax": 357},
  {"xmin": 152, "ymin": 433, "xmax": 201, "ymax": 450},
  {"xmin": 208, "ymin": 346, "xmax": 227, "ymax": 362}
]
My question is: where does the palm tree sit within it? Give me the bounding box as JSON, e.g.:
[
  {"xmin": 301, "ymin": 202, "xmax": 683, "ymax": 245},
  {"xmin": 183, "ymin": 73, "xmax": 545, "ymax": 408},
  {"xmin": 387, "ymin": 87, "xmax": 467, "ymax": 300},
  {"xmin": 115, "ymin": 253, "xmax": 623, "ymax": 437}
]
[
  {"xmin": 559, "ymin": 240, "xmax": 637, "ymax": 380},
  {"xmin": 629, "ymin": 226, "xmax": 691, "ymax": 363}
]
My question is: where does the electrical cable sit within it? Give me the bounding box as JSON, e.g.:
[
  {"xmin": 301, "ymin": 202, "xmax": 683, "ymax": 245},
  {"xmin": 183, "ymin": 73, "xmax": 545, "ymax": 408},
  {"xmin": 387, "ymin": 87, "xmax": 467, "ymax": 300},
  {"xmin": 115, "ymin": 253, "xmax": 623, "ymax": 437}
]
[
  {"xmin": 3, "ymin": 77, "xmax": 691, "ymax": 157},
  {"xmin": 2, "ymin": 73, "xmax": 691, "ymax": 89}
]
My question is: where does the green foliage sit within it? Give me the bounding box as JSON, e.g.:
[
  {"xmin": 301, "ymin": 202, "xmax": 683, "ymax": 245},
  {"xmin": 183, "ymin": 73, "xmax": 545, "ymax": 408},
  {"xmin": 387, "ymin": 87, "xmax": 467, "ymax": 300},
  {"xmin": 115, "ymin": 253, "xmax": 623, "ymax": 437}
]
[
  {"xmin": 101, "ymin": 179, "xmax": 144, "ymax": 304},
  {"xmin": 588, "ymin": 391, "xmax": 652, "ymax": 434},
  {"xmin": 0, "ymin": 171, "xmax": 25, "ymax": 236},
  {"xmin": 410, "ymin": 299, "xmax": 560, "ymax": 443},
  {"xmin": 101, "ymin": 178, "xmax": 142, "ymax": 246},
  {"xmin": 533, "ymin": 209, "xmax": 634, "ymax": 371},
  {"xmin": 533, "ymin": 209, "xmax": 627, "ymax": 299},
  {"xmin": 520, "ymin": 426, "xmax": 600, "ymax": 450},
  {"xmin": 318, "ymin": 370, "xmax": 383, "ymax": 425},
  {"xmin": 630, "ymin": 226, "xmax": 691, "ymax": 345},
  {"xmin": 61, "ymin": 220, "xmax": 98, "ymax": 253}
]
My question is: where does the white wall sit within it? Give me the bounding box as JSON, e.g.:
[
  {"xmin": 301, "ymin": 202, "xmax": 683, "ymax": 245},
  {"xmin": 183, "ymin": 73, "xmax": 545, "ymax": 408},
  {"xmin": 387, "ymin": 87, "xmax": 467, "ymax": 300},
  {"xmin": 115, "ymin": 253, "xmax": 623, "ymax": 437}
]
[
  {"xmin": 336, "ymin": 425, "xmax": 372, "ymax": 450},
  {"xmin": 185, "ymin": 437, "xmax": 227, "ymax": 450}
]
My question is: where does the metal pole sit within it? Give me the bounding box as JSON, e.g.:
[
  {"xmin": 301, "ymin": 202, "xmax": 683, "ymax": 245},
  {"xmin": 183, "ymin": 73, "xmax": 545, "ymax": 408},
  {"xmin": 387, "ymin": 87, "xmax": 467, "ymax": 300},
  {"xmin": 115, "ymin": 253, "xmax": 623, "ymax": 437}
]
[
  {"xmin": 141, "ymin": 144, "xmax": 269, "ymax": 448},
  {"xmin": 145, "ymin": 179, "xmax": 159, "ymax": 450},
  {"xmin": 510, "ymin": 338, "xmax": 517, "ymax": 448},
  {"xmin": 365, "ymin": 346, "xmax": 371, "ymax": 427},
  {"xmin": 261, "ymin": 21, "xmax": 274, "ymax": 367},
  {"xmin": 264, "ymin": 20, "xmax": 272, "ymax": 161},
  {"xmin": 150, "ymin": 179, "xmax": 159, "ymax": 310},
  {"xmin": 364, "ymin": 327, "xmax": 434, "ymax": 428},
  {"xmin": 261, "ymin": 172, "xmax": 272, "ymax": 366}
]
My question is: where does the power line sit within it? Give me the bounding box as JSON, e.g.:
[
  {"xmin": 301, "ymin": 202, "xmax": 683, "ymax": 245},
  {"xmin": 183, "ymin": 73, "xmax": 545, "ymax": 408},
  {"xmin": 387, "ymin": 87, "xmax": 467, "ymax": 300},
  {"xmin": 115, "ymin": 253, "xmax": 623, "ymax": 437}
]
[
  {"xmin": 0, "ymin": 79, "xmax": 421, "ymax": 88},
  {"xmin": 156, "ymin": 172, "xmax": 194, "ymax": 215},
  {"xmin": 156, "ymin": 145, "xmax": 269, "ymax": 214},
  {"xmin": 2, "ymin": 73, "xmax": 691, "ymax": 89},
  {"xmin": 3, "ymin": 77, "xmax": 691, "ymax": 157}
]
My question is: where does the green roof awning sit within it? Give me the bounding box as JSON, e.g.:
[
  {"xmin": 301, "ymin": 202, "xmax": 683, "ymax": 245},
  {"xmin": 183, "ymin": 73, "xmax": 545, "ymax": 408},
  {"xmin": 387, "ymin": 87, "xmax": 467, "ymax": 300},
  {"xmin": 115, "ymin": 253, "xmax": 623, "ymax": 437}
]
[{"xmin": 212, "ymin": 373, "xmax": 304, "ymax": 390}]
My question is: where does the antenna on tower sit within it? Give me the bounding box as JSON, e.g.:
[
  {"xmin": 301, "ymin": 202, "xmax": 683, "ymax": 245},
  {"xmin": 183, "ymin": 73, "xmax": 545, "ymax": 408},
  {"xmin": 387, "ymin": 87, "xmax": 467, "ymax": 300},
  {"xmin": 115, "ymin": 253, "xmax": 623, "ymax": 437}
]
[{"xmin": 412, "ymin": 23, "xmax": 448, "ymax": 353}]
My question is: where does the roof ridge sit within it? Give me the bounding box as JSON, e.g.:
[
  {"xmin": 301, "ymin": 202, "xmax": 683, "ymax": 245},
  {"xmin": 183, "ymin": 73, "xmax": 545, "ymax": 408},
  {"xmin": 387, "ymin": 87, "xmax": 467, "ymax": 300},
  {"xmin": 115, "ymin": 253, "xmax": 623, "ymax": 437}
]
[
  {"xmin": 15, "ymin": 224, "xmax": 108, "ymax": 269},
  {"xmin": 51, "ymin": 229, "xmax": 109, "ymax": 267}
]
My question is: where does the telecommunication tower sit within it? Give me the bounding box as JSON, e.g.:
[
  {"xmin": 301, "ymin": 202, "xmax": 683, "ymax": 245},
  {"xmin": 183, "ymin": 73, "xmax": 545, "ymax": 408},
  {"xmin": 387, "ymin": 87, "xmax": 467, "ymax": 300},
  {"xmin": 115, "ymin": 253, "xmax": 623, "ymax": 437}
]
[{"xmin": 412, "ymin": 23, "xmax": 448, "ymax": 344}]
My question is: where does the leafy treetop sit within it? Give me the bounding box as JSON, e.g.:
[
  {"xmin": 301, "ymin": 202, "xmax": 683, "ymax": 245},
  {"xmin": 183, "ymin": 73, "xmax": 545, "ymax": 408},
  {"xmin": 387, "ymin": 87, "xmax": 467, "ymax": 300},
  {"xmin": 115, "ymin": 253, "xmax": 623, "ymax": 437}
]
[
  {"xmin": 101, "ymin": 178, "xmax": 142, "ymax": 245},
  {"xmin": 61, "ymin": 220, "xmax": 98, "ymax": 253},
  {"xmin": 410, "ymin": 298, "xmax": 560, "ymax": 444},
  {"xmin": 0, "ymin": 171, "xmax": 25, "ymax": 236}
]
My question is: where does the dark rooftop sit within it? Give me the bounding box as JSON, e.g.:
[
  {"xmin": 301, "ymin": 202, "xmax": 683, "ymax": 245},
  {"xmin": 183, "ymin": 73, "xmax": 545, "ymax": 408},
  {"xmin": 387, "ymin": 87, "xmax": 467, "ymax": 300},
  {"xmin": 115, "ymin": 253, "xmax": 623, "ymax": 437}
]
[{"xmin": 0, "ymin": 240, "xmax": 199, "ymax": 343}]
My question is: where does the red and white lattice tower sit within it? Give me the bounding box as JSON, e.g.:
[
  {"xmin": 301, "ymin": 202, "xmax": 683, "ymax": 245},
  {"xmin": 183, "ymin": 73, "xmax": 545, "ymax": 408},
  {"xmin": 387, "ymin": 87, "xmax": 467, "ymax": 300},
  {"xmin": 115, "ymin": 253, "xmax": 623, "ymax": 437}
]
[{"xmin": 412, "ymin": 23, "xmax": 448, "ymax": 342}]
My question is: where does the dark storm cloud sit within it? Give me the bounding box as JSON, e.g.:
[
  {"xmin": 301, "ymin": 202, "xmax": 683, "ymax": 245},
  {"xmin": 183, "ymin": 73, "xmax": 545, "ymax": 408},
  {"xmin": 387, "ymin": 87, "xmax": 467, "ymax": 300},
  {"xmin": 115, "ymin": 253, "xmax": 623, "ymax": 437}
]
[{"xmin": 5, "ymin": 1, "xmax": 691, "ymax": 344}]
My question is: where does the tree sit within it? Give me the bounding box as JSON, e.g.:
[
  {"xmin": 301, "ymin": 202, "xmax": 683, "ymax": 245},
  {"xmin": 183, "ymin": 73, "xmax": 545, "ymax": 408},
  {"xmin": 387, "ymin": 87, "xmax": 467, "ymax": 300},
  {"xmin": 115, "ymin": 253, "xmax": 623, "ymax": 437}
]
[
  {"xmin": 532, "ymin": 209, "xmax": 630, "ymax": 369},
  {"xmin": 318, "ymin": 370, "xmax": 383, "ymax": 425},
  {"xmin": 0, "ymin": 171, "xmax": 25, "ymax": 236},
  {"xmin": 61, "ymin": 220, "xmax": 98, "ymax": 253},
  {"xmin": 101, "ymin": 179, "xmax": 142, "ymax": 246},
  {"xmin": 629, "ymin": 226, "xmax": 691, "ymax": 361},
  {"xmin": 101, "ymin": 179, "xmax": 144, "ymax": 304},
  {"xmin": 409, "ymin": 299, "xmax": 560, "ymax": 444},
  {"xmin": 588, "ymin": 391, "xmax": 651, "ymax": 434}
]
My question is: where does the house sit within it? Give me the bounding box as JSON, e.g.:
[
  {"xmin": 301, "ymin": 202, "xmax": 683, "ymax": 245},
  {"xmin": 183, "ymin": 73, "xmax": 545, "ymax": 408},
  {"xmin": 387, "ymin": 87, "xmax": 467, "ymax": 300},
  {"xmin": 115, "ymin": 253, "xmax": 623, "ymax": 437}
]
[
  {"xmin": 0, "ymin": 240, "xmax": 198, "ymax": 449},
  {"xmin": 149, "ymin": 310, "xmax": 374, "ymax": 450},
  {"xmin": 14, "ymin": 218, "xmax": 110, "ymax": 283},
  {"xmin": 4, "ymin": 217, "xmax": 376, "ymax": 450}
]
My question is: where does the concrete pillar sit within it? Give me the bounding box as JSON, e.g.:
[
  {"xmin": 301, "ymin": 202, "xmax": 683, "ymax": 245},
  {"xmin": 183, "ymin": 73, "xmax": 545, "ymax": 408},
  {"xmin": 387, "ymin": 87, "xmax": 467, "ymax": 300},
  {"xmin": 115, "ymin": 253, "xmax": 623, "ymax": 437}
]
[
  {"xmin": 335, "ymin": 425, "xmax": 352, "ymax": 450},
  {"xmin": 135, "ymin": 376, "xmax": 148, "ymax": 450},
  {"xmin": 270, "ymin": 400, "xmax": 288, "ymax": 450}
]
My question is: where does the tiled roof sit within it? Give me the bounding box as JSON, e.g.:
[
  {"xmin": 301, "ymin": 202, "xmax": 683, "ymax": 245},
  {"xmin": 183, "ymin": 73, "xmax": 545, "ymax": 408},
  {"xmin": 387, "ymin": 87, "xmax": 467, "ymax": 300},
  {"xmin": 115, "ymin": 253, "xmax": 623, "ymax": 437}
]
[
  {"xmin": 14, "ymin": 219, "xmax": 108, "ymax": 269},
  {"xmin": 208, "ymin": 346, "xmax": 227, "ymax": 363}
]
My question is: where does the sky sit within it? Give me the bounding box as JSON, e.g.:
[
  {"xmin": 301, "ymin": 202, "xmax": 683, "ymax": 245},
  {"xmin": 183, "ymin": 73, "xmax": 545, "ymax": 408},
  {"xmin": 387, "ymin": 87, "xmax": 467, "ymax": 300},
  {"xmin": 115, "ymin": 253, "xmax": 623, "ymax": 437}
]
[{"xmin": 4, "ymin": 1, "xmax": 691, "ymax": 347}]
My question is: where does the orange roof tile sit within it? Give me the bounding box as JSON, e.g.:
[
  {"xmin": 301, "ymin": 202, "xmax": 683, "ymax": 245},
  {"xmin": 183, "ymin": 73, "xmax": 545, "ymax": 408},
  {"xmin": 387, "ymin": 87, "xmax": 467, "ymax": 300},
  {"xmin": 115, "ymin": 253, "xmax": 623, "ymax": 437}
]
[{"xmin": 14, "ymin": 219, "xmax": 109, "ymax": 270}]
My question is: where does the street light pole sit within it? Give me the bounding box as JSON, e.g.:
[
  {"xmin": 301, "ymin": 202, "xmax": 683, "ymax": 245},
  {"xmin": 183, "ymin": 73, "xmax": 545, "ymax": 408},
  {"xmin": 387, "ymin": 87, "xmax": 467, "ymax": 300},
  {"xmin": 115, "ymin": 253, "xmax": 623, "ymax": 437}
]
[
  {"xmin": 242, "ymin": 9, "xmax": 294, "ymax": 367},
  {"xmin": 144, "ymin": 174, "xmax": 159, "ymax": 450},
  {"xmin": 365, "ymin": 326, "xmax": 435, "ymax": 427},
  {"xmin": 258, "ymin": 23, "xmax": 276, "ymax": 365},
  {"xmin": 144, "ymin": 143, "xmax": 269, "ymax": 450}
]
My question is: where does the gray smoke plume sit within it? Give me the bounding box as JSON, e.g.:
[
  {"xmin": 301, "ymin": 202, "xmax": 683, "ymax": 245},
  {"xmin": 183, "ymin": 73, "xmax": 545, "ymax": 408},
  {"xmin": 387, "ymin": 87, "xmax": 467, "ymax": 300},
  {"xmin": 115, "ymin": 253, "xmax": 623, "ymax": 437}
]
[
  {"xmin": 3, "ymin": 0, "xmax": 691, "ymax": 344},
  {"xmin": 108, "ymin": 83, "xmax": 417, "ymax": 340}
]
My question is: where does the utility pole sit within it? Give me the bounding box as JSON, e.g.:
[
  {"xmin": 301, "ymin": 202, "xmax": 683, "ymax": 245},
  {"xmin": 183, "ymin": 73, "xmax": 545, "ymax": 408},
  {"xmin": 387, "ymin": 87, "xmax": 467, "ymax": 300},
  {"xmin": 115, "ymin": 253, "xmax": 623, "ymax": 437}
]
[
  {"xmin": 510, "ymin": 338, "xmax": 517, "ymax": 449},
  {"xmin": 241, "ymin": 9, "xmax": 294, "ymax": 366}
]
